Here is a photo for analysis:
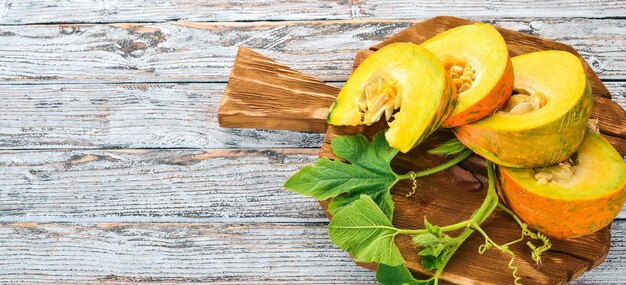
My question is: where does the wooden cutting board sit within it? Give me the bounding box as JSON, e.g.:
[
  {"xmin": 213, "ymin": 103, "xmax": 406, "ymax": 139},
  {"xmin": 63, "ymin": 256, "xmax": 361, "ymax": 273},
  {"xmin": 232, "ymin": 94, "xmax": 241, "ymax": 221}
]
[{"xmin": 218, "ymin": 16, "xmax": 626, "ymax": 284}]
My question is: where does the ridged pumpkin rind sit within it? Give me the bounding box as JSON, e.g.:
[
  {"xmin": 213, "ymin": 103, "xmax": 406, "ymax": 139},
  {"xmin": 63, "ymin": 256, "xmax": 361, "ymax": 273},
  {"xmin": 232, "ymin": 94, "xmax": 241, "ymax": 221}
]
[
  {"xmin": 454, "ymin": 50, "xmax": 593, "ymax": 168},
  {"xmin": 421, "ymin": 23, "xmax": 513, "ymax": 127},
  {"xmin": 499, "ymin": 132, "xmax": 626, "ymax": 238}
]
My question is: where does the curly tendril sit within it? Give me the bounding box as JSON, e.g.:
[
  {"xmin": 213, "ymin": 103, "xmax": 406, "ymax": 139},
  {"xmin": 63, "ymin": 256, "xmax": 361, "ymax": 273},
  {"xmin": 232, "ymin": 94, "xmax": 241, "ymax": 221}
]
[
  {"xmin": 473, "ymin": 223, "xmax": 522, "ymax": 285},
  {"xmin": 498, "ymin": 203, "xmax": 552, "ymax": 267},
  {"xmin": 522, "ymin": 225, "xmax": 552, "ymax": 266},
  {"xmin": 405, "ymin": 171, "xmax": 418, "ymax": 197}
]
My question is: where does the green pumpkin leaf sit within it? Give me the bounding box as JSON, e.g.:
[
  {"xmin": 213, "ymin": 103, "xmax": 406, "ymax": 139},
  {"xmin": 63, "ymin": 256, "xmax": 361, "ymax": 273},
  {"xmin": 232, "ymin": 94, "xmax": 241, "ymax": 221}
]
[
  {"xmin": 327, "ymin": 188, "xmax": 394, "ymax": 219},
  {"xmin": 283, "ymin": 132, "xmax": 399, "ymax": 218},
  {"xmin": 328, "ymin": 195, "xmax": 404, "ymax": 266},
  {"xmin": 376, "ymin": 264, "xmax": 434, "ymax": 285}
]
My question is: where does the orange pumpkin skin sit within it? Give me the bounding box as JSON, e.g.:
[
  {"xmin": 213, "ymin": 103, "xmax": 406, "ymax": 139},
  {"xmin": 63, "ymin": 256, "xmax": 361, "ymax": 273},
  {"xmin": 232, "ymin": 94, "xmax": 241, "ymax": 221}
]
[
  {"xmin": 420, "ymin": 23, "xmax": 513, "ymax": 128},
  {"xmin": 500, "ymin": 170, "xmax": 626, "ymax": 238},
  {"xmin": 454, "ymin": 50, "xmax": 593, "ymax": 168},
  {"xmin": 499, "ymin": 133, "xmax": 626, "ymax": 238},
  {"xmin": 441, "ymin": 58, "xmax": 513, "ymax": 127},
  {"xmin": 453, "ymin": 83, "xmax": 592, "ymax": 168}
]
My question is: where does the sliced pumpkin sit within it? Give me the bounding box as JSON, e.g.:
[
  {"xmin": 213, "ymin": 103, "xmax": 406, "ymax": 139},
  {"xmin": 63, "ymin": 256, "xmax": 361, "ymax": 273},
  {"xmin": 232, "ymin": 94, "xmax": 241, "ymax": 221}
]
[
  {"xmin": 454, "ymin": 50, "xmax": 593, "ymax": 168},
  {"xmin": 499, "ymin": 131, "xmax": 626, "ymax": 238},
  {"xmin": 327, "ymin": 42, "xmax": 456, "ymax": 153},
  {"xmin": 421, "ymin": 23, "xmax": 513, "ymax": 127}
]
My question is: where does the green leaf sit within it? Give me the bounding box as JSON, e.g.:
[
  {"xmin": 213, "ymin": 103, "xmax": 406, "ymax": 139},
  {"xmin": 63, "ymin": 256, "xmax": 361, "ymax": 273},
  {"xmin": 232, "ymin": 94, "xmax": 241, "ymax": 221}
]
[
  {"xmin": 376, "ymin": 264, "xmax": 434, "ymax": 285},
  {"xmin": 412, "ymin": 219, "xmax": 455, "ymax": 271},
  {"xmin": 283, "ymin": 132, "xmax": 399, "ymax": 218},
  {"xmin": 328, "ymin": 195, "xmax": 404, "ymax": 266},
  {"xmin": 427, "ymin": 138, "xmax": 467, "ymax": 156},
  {"xmin": 328, "ymin": 188, "xmax": 394, "ymax": 219},
  {"xmin": 330, "ymin": 132, "xmax": 398, "ymax": 175}
]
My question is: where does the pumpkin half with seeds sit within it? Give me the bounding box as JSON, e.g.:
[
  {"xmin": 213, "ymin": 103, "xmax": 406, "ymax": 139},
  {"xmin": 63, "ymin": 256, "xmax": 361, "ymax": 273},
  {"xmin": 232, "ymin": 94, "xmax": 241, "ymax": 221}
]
[
  {"xmin": 499, "ymin": 131, "xmax": 626, "ymax": 238},
  {"xmin": 327, "ymin": 42, "xmax": 456, "ymax": 153},
  {"xmin": 454, "ymin": 50, "xmax": 593, "ymax": 168},
  {"xmin": 421, "ymin": 23, "xmax": 513, "ymax": 127}
]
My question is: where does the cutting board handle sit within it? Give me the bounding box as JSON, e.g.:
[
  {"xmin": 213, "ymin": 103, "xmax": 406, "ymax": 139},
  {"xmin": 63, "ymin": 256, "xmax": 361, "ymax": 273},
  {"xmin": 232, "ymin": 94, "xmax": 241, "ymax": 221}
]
[{"xmin": 218, "ymin": 47, "xmax": 339, "ymax": 133}]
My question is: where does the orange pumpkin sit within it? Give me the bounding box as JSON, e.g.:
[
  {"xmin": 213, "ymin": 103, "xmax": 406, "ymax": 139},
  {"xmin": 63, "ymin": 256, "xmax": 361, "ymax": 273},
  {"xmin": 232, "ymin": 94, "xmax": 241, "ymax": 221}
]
[
  {"xmin": 454, "ymin": 50, "xmax": 593, "ymax": 168},
  {"xmin": 421, "ymin": 23, "xmax": 513, "ymax": 127},
  {"xmin": 499, "ymin": 131, "xmax": 626, "ymax": 238},
  {"xmin": 327, "ymin": 42, "xmax": 456, "ymax": 153}
]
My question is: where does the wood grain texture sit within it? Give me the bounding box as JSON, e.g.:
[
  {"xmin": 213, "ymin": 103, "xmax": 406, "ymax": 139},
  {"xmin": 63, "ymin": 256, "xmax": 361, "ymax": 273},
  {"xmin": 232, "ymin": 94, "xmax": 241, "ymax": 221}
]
[
  {"xmin": 0, "ymin": 4, "xmax": 625, "ymax": 284},
  {"xmin": 0, "ymin": 222, "xmax": 375, "ymax": 284},
  {"xmin": 0, "ymin": 1, "xmax": 624, "ymax": 24},
  {"xmin": 0, "ymin": 19, "xmax": 624, "ymax": 84},
  {"xmin": 0, "ymin": 83, "xmax": 325, "ymax": 149},
  {"xmin": 219, "ymin": 47, "xmax": 339, "ymax": 132},
  {"xmin": 0, "ymin": 221, "xmax": 624, "ymax": 284},
  {"xmin": 0, "ymin": 148, "xmax": 332, "ymax": 222},
  {"xmin": 0, "ymin": 20, "xmax": 409, "ymax": 84}
]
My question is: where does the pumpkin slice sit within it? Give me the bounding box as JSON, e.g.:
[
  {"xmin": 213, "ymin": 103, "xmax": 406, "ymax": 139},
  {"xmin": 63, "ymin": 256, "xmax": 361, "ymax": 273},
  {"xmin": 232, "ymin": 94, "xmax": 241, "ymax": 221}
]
[
  {"xmin": 454, "ymin": 50, "xmax": 593, "ymax": 168},
  {"xmin": 328, "ymin": 42, "xmax": 456, "ymax": 153},
  {"xmin": 421, "ymin": 23, "xmax": 513, "ymax": 127},
  {"xmin": 499, "ymin": 131, "xmax": 626, "ymax": 238}
]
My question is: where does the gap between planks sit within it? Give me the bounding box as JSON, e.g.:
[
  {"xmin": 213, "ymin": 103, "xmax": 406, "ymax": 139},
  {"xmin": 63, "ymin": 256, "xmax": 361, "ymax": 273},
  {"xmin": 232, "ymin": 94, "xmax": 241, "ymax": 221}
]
[{"xmin": 1, "ymin": 1, "xmax": 625, "ymax": 24}]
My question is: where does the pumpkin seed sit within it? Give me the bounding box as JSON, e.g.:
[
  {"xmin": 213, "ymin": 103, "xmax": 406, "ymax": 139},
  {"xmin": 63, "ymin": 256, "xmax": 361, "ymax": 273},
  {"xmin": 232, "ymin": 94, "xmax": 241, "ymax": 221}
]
[
  {"xmin": 500, "ymin": 87, "xmax": 546, "ymax": 115},
  {"xmin": 453, "ymin": 78, "xmax": 464, "ymax": 89},
  {"xmin": 394, "ymin": 95, "xmax": 401, "ymax": 109},
  {"xmin": 450, "ymin": 65, "xmax": 464, "ymax": 74},
  {"xmin": 358, "ymin": 77, "xmax": 400, "ymax": 125},
  {"xmin": 588, "ymin": 118, "xmax": 600, "ymax": 134},
  {"xmin": 458, "ymin": 82, "xmax": 472, "ymax": 93},
  {"xmin": 508, "ymin": 102, "xmax": 534, "ymax": 115},
  {"xmin": 534, "ymin": 157, "xmax": 577, "ymax": 185},
  {"xmin": 448, "ymin": 64, "xmax": 475, "ymax": 94}
]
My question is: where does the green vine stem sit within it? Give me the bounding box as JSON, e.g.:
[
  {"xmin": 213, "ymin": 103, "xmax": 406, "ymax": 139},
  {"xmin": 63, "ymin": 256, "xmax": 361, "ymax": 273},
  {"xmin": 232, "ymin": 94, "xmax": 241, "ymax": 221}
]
[
  {"xmin": 397, "ymin": 149, "xmax": 473, "ymax": 180},
  {"xmin": 398, "ymin": 149, "xmax": 473, "ymax": 197},
  {"xmin": 429, "ymin": 160, "xmax": 500, "ymax": 284}
]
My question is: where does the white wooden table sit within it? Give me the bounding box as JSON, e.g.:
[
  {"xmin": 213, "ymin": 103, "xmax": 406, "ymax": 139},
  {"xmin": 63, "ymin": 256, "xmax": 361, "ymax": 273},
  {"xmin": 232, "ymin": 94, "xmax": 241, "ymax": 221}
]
[{"xmin": 0, "ymin": 1, "xmax": 624, "ymax": 283}]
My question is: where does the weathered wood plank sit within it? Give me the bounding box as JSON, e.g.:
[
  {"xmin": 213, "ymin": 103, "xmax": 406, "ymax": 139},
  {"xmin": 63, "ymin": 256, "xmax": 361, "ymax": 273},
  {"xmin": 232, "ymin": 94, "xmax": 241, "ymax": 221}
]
[
  {"xmin": 0, "ymin": 148, "xmax": 326, "ymax": 222},
  {"xmin": 0, "ymin": 221, "xmax": 624, "ymax": 284},
  {"xmin": 0, "ymin": 148, "xmax": 624, "ymax": 223},
  {"xmin": 0, "ymin": 19, "xmax": 624, "ymax": 84},
  {"xmin": 0, "ymin": 1, "xmax": 624, "ymax": 24},
  {"xmin": 0, "ymin": 83, "xmax": 324, "ymax": 149},
  {"xmin": 219, "ymin": 47, "xmax": 340, "ymax": 132},
  {"xmin": 359, "ymin": 1, "xmax": 626, "ymax": 19},
  {"xmin": 0, "ymin": 20, "xmax": 407, "ymax": 84},
  {"xmin": 575, "ymin": 221, "xmax": 626, "ymax": 283},
  {"xmin": 0, "ymin": 1, "xmax": 355, "ymax": 24},
  {"xmin": 0, "ymin": 222, "xmax": 376, "ymax": 283}
]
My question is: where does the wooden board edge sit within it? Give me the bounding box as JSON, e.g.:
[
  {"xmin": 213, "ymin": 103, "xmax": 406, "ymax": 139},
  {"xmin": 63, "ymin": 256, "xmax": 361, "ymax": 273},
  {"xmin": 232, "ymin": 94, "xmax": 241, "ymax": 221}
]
[{"xmin": 218, "ymin": 46, "xmax": 339, "ymax": 132}]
